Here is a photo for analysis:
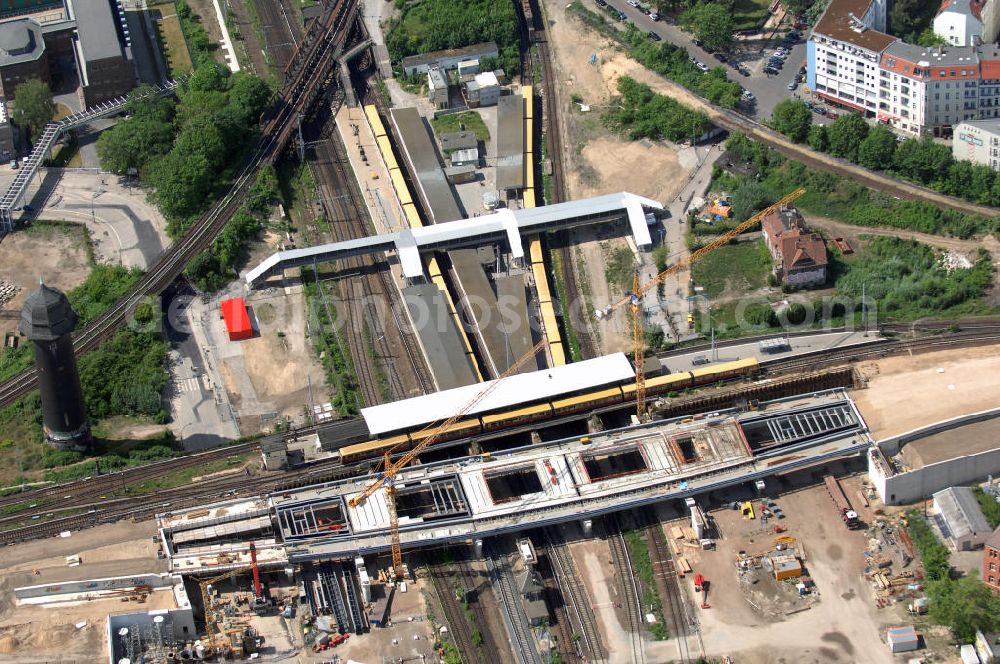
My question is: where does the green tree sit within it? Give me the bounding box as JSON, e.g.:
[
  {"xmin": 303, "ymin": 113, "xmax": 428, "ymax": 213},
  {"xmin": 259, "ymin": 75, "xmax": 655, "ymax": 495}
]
[
  {"xmin": 770, "ymin": 99, "xmax": 812, "ymax": 143},
  {"xmin": 856, "ymin": 125, "xmax": 898, "ymax": 171},
  {"xmin": 228, "ymin": 72, "xmax": 273, "ymax": 124},
  {"xmin": 680, "ymin": 3, "xmax": 734, "ymax": 52},
  {"xmin": 893, "ymin": 137, "xmax": 953, "ymax": 184},
  {"xmin": 807, "ymin": 124, "xmax": 828, "ymax": 151},
  {"xmin": 247, "ymin": 165, "xmax": 278, "ymax": 214},
  {"xmin": 917, "ymin": 27, "xmax": 949, "ymax": 47},
  {"xmin": 927, "ymin": 575, "xmax": 1000, "ymax": 642},
  {"xmin": 11, "ymin": 79, "xmax": 54, "ymax": 142},
  {"xmin": 96, "ymin": 116, "xmax": 174, "ymax": 174},
  {"xmin": 889, "ymin": 0, "xmax": 939, "ymax": 42},
  {"xmin": 826, "ymin": 114, "xmax": 869, "ymax": 161}
]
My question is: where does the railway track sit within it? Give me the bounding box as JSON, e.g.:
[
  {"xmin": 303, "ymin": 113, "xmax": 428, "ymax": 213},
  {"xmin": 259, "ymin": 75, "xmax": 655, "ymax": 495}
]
[
  {"xmin": 0, "ymin": 0, "xmax": 362, "ymax": 411},
  {"xmin": 484, "ymin": 541, "xmax": 543, "ymax": 664},
  {"xmin": 523, "ymin": 0, "xmax": 598, "ymax": 360},
  {"xmin": 543, "ymin": 530, "xmax": 605, "ymax": 663},
  {"xmin": 606, "ymin": 517, "xmax": 647, "ymax": 664},
  {"xmin": 647, "ymin": 524, "xmax": 692, "ymax": 663},
  {"xmin": 427, "ymin": 555, "xmax": 480, "ymax": 664}
]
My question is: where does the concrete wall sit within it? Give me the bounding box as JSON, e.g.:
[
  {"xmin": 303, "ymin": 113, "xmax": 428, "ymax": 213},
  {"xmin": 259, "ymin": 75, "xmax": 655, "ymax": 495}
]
[
  {"xmin": 868, "ymin": 407, "xmax": 1000, "ymax": 505},
  {"xmin": 15, "ymin": 572, "xmax": 178, "ymax": 600}
]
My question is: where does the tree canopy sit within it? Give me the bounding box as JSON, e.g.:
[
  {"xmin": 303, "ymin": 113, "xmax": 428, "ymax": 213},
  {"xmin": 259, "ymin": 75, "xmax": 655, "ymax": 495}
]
[
  {"xmin": 680, "ymin": 3, "xmax": 734, "ymax": 52},
  {"xmin": 770, "ymin": 100, "xmax": 812, "ymax": 143},
  {"xmin": 826, "ymin": 114, "xmax": 869, "ymax": 162},
  {"xmin": 11, "ymin": 79, "xmax": 54, "ymax": 142},
  {"xmin": 856, "ymin": 125, "xmax": 898, "ymax": 171},
  {"xmin": 95, "ymin": 63, "xmax": 273, "ymax": 235}
]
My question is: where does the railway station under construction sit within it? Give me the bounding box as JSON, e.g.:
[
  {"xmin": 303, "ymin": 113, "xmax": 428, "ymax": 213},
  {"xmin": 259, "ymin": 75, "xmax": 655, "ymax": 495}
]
[{"xmin": 155, "ymin": 386, "xmax": 871, "ymax": 576}]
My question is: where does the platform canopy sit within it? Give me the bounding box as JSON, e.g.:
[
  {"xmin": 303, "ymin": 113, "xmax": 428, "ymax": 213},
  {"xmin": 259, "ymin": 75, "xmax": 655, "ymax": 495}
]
[{"xmin": 361, "ymin": 352, "xmax": 635, "ymax": 436}]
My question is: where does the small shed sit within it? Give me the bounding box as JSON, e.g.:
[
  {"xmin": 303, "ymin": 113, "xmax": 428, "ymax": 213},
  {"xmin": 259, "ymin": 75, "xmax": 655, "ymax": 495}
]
[
  {"xmin": 887, "ymin": 625, "xmax": 920, "ymax": 653},
  {"xmin": 440, "ymin": 130, "xmax": 478, "ymax": 153},
  {"xmin": 220, "ymin": 297, "xmax": 253, "ymax": 341},
  {"xmin": 451, "ymin": 147, "xmax": 479, "ymax": 167},
  {"xmin": 933, "ymin": 486, "xmax": 993, "ymax": 550},
  {"xmin": 260, "ymin": 438, "xmax": 288, "ymax": 471},
  {"xmin": 771, "ymin": 553, "xmax": 802, "ymax": 581},
  {"xmin": 444, "ymin": 164, "xmax": 477, "ymax": 184}
]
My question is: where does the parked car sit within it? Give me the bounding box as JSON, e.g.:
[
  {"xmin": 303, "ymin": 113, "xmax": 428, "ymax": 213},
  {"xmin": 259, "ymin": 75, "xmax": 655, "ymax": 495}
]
[
  {"xmin": 693, "ymin": 38, "xmax": 703, "ymax": 47},
  {"xmin": 799, "ymin": 65, "xmax": 807, "ymax": 75},
  {"xmin": 713, "ymin": 52, "xmax": 727, "ymax": 62},
  {"xmin": 738, "ymin": 66, "xmax": 751, "ymax": 76},
  {"xmin": 695, "ymin": 61, "xmax": 710, "ymax": 72},
  {"xmin": 811, "ymin": 105, "xmax": 826, "ymax": 114},
  {"xmin": 628, "ymin": 0, "xmax": 639, "ymax": 7},
  {"xmin": 763, "ymin": 66, "xmax": 780, "ymax": 75},
  {"xmin": 648, "ymin": 30, "xmax": 662, "ymax": 41},
  {"xmin": 596, "ymin": 0, "xmax": 607, "ymax": 5},
  {"xmin": 825, "ymin": 110, "xmax": 838, "ymax": 119},
  {"xmin": 787, "ymin": 80, "xmax": 798, "ymax": 90},
  {"xmin": 22, "ymin": 204, "xmax": 35, "ymax": 213},
  {"xmin": 649, "ymin": 11, "xmax": 659, "ymax": 20}
]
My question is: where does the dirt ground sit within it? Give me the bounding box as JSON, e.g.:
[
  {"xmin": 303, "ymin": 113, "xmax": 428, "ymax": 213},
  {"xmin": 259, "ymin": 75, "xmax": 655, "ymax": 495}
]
[
  {"xmin": 0, "ymin": 521, "xmax": 165, "ymax": 662},
  {"xmin": 568, "ymin": 535, "xmax": 636, "ymax": 662},
  {"xmin": 679, "ymin": 475, "xmax": 902, "ymax": 664},
  {"xmin": 852, "ymin": 344, "xmax": 1000, "ymax": 439},
  {"xmin": 0, "ymin": 225, "xmax": 91, "ymax": 338}
]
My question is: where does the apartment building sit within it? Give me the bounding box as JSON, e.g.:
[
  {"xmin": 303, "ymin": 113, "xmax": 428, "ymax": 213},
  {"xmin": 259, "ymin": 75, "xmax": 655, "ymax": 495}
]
[
  {"xmin": 807, "ymin": 0, "xmax": 893, "ymax": 118},
  {"xmin": 810, "ymin": 0, "xmax": 1000, "ymax": 136},
  {"xmin": 878, "ymin": 42, "xmax": 981, "ymax": 136},
  {"xmin": 985, "ymin": 526, "xmax": 1000, "ymax": 592}
]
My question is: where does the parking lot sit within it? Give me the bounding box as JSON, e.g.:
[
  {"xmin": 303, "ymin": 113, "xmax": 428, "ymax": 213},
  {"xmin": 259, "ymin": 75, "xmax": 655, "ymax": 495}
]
[{"xmin": 583, "ymin": 0, "xmax": 838, "ymax": 121}]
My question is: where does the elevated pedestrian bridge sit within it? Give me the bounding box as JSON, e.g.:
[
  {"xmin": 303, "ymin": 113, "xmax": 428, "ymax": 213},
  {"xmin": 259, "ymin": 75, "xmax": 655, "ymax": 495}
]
[{"xmin": 244, "ymin": 191, "xmax": 661, "ymax": 286}]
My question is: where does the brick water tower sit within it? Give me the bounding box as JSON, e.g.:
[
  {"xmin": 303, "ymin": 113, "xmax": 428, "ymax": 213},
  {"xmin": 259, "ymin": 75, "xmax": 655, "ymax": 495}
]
[{"xmin": 19, "ymin": 282, "xmax": 91, "ymax": 450}]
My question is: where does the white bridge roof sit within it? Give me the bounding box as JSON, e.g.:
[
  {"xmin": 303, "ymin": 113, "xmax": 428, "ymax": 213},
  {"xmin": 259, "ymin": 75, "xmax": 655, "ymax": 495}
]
[
  {"xmin": 361, "ymin": 352, "xmax": 635, "ymax": 436},
  {"xmin": 244, "ymin": 192, "xmax": 660, "ymax": 285}
]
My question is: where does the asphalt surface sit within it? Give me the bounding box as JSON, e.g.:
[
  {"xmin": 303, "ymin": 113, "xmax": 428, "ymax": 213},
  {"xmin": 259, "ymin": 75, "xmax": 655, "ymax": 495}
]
[{"xmin": 584, "ymin": 0, "xmax": 814, "ymax": 121}]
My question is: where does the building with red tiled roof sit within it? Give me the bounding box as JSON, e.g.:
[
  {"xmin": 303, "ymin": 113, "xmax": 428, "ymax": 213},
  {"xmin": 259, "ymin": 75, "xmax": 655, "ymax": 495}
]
[
  {"xmin": 759, "ymin": 207, "xmax": 828, "ymax": 288},
  {"xmin": 984, "ymin": 525, "xmax": 1000, "ymax": 592}
]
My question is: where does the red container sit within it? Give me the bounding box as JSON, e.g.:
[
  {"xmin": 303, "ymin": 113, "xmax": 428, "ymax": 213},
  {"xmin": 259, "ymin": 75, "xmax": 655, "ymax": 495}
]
[{"xmin": 220, "ymin": 297, "xmax": 253, "ymax": 341}]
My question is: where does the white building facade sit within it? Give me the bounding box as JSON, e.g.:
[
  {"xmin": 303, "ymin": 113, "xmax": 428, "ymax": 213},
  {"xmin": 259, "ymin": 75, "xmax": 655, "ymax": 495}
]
[{"xmin": 953, "ymin": 119, "xmax": 1000, "ymax": 168}]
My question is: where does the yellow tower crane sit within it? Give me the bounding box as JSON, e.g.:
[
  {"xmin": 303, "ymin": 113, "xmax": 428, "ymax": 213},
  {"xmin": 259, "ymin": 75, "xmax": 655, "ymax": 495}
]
[
  {"xmin": 601, "ymin": 187, "xmax": 806, "ymax": 419},
  {"xmin": 348, "ymin": 338, "xmax": 548, "ymax": 579}
]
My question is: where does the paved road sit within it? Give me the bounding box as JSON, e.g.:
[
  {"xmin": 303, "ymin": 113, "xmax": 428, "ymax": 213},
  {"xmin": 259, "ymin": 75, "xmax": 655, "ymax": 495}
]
[{"xmin": 586, "ymin": 0, "xmax": 809, "ymax": 120}]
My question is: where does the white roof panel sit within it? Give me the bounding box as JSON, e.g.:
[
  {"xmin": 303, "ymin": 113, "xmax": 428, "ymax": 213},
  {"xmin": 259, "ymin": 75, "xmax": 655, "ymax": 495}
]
[{"xmin": 361, "ymin": 352, "xmax": 634, "ymax": 435}]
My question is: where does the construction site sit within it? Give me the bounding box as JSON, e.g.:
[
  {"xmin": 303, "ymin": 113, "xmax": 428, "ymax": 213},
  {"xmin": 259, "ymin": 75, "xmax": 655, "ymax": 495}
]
[{"xmin": 2, "ymin": 0, "xmax": 1000, "ymax": 660}]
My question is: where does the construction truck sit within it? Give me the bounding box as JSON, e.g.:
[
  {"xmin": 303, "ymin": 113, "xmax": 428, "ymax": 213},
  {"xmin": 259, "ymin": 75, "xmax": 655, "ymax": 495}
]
[{"xmin": 824, "ymin": 475, "xmax": 860, "ymax": 529}]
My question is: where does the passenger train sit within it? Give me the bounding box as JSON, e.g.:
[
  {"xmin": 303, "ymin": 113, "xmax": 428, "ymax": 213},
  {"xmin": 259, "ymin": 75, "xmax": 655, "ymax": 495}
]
[{"xmin": 338, "ymin": 356, "xmax": 758, "ymax": 463}]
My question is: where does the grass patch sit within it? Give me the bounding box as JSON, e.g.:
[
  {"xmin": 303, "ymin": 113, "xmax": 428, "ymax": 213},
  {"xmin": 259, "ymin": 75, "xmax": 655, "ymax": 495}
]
[
  {"xmin": 731, "ymin": 0, "xmax": 770, "ymax": 30},
  {"xmin": 602, "ymin": 243, "xmax": 636, "ymax": 293},
  {"xmin": 152, "ymin": 4, "xmax": 194, "ymax": 77},
  {"xmin": 122, "ymin": 454, "xmax": 249, "ymax": 494},
  {"xmin": 302, "ymin": 266, "xmax": 361, "ymax": 415},
  {"xmin": 430, "ymin": 111, "xmax": 490, "ymax": 142},
  {"xmin": 623, "ymin": 528, "xmax": 668, "ymax": 640},
  {"xmin": 690, "ymin": 240, "xmax": 771, "ymax": 299}
]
